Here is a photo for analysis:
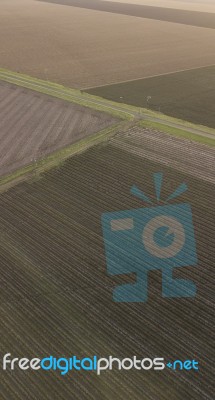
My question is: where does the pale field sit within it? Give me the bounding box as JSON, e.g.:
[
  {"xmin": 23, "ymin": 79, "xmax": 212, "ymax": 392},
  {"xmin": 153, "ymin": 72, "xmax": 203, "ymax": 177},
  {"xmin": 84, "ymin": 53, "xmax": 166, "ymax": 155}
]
[
  {"xmin": 0, "ymin": 81, "xmax": 117, "ymax": 177},
  {"xmin": 0, "ymin": 0, "xmax": 215, "ymax": 88},
  {"xmin": 102, "ymin": 0, "xmax": 215, "ymax": 13}
]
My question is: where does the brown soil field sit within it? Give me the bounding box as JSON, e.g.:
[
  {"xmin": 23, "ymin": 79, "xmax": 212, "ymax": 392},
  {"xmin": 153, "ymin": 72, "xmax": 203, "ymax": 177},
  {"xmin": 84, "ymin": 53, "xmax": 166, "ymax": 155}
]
[
  {"xmin": 0, "ymin": 81, "xmax": 118, "ymax": 177},
  {"xmin": 40, "ymin": 0, "xmax": 215, "ymax": 29},
  {"xmin": 0, "ymin": 126, "xmax": 214, "ymax": 399},
  {"xmin": 0, "ymin": 0, "xmax": 215, "ymax": 88},
  {"xmin": 85, "ymin": 65, "xmax": 215, "ymax": 128}
]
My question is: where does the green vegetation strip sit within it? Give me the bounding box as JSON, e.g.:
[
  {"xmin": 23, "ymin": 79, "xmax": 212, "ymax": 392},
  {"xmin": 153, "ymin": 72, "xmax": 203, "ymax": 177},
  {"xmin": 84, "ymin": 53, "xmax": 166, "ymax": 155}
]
[
  {"xmin": 1, "ymin": 68, "xmax": 214, "ymax": 148},
  {"xmin": 0, "ymin": 69, "xmax": 132, "ymax": 121},
  {"xmin": 2, "ymin": 68, "xmax": 215, "ymax": 135},
  {"xmin": 139, "ymin": 120, "xmax": 215, "ymax": 147},
  {"xmin": 0, "ymin": 123, "xmax": 122, "ymax": 192}
]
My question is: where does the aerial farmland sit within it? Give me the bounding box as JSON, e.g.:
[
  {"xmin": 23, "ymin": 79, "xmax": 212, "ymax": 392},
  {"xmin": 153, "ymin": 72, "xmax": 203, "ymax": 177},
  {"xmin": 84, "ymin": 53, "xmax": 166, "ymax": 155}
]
[
  {"xmin": 0, "ymin": 0, "xmax": 215, "ymax": 89},
  {"xmin": 1, "ymin": 0, "xmax": 215, "ymax": 128},
  {"xmin": 0, "ymin": 0, "xmax": 214, "ymax": 399},
  {"xmin": 0, "ymin": 124, "xmax": 214, "ymax": 399}
]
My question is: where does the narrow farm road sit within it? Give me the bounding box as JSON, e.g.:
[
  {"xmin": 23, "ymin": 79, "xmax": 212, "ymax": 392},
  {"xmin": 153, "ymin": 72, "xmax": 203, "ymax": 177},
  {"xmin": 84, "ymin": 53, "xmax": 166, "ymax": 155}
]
[{"xmin": 0, "ymin": 71, "xmax": 214, "ymax": 140}]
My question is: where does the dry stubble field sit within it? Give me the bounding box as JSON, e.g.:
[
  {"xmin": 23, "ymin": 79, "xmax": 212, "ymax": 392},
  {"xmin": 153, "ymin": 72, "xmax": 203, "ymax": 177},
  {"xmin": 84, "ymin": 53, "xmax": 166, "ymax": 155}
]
[
  {"xmin": 0, "ymin": 0, "xmax": 215, "ymax": 88},
  {"xmin": 0, "ymin": 126, "xmax": 214, "ymax": 399},
  {"xmin": 0, "ymin": 81, "xmax": 118, "ymax": 177}
]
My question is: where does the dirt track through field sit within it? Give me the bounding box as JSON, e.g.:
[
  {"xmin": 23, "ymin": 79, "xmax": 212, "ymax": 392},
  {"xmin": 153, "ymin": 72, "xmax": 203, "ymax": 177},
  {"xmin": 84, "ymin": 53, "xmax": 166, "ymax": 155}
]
[
  {"xmin": 37, "ymin": 0, "xmax": 215, "ymax": 29},
  {"xmin": 0, "ymin": 81, "xmax": 118, "ymax": 177}
]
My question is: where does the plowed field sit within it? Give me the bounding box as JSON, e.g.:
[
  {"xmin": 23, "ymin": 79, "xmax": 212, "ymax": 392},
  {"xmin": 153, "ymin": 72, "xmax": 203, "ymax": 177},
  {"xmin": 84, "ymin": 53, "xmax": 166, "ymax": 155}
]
[
  {"xmin": 0, "ymin": 81, "xmax": 118, "ymax": 177},
  {"xmin": 0, "ymin": 125, "xmax": 214, "ymax": 399}
]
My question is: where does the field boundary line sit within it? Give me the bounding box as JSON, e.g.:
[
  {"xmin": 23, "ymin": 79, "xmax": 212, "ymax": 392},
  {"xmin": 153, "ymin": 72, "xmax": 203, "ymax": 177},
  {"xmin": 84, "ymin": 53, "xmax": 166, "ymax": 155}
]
[
  {"xmin": 0, "ymin": 69, "xmax": 214, "ymax": 145},
  {"xmin": 0, "ymin": 71, "xmax": 134, "ymax": 120},
  {"xmin": 0, "ymin": 122, "xmax": 126, "ymax": 193},
  {"xmin": 82, "ymin": 64, "xmax": 215, "ymax": 90},
  {"xmin": 1, "ymin": 69, "xmax": 215, "ymax": 133},
  {"xmin": 1, "ymin": 68, "xmax": 214, "ymax": 133}
]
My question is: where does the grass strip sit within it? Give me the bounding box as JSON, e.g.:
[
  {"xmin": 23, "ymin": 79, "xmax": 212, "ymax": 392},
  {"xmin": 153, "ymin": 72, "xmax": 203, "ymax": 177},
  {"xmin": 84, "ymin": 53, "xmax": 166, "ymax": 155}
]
[
  {"xmin": 1, "ymin": 68, "xmax": 215, "ymax": 133},
  {"xmin": 0, "ymin": 69, "xmax": 132, "ymax": 121},
  {"xmin": 0, "ymin": 123, "xmax": 122, "ymax": 192}
]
